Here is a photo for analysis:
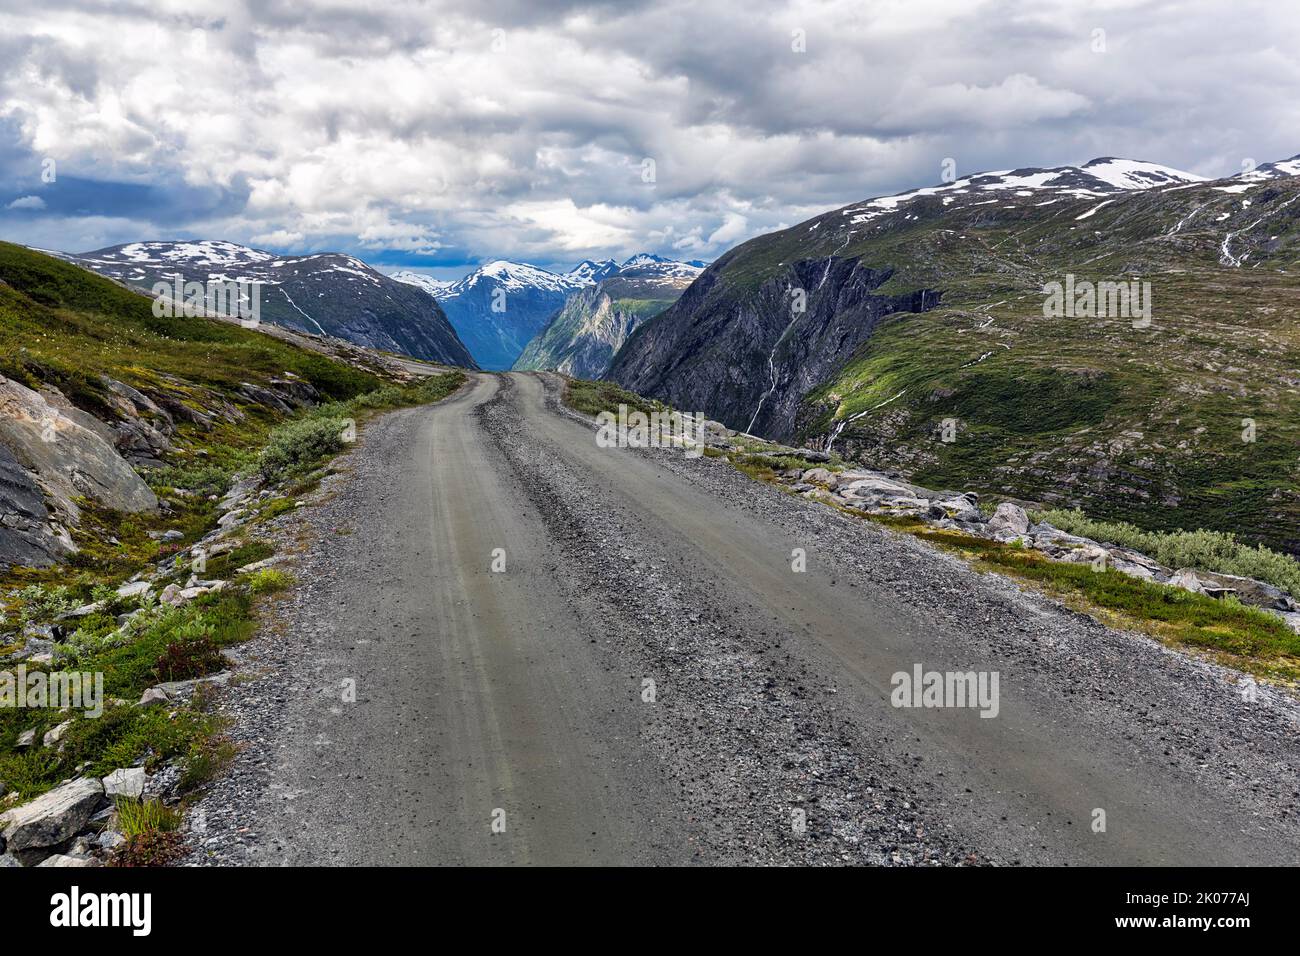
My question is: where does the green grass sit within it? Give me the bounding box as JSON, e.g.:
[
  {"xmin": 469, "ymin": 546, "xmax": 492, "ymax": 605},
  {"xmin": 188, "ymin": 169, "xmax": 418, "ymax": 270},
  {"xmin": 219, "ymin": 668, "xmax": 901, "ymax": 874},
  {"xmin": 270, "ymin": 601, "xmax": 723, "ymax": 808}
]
[
  {"xmin": 0, "ymin": 241, "xmax": 382, "ymax": 405},
  {"xmin": 246, "ymin": 568, "xmax": 292, "ymax": 594},
  {"xmin": 114, "ymin": 796, "xmax": 183, "ymax": 837},
  {"xmin": 564, "ymin": 377, "xmax": 665, "ymax": 418}
]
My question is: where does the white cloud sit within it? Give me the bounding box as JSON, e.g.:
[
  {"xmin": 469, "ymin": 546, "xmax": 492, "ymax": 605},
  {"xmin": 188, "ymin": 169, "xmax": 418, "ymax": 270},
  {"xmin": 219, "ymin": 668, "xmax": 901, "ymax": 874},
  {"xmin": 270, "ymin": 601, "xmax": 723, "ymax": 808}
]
[
  {"xmin": 7, "ymin": 194, "xmax": 45, "ymax": 209},
  {"xmin": 0, "ymin": 0, "xmax": 1296, "ymax": 265}
]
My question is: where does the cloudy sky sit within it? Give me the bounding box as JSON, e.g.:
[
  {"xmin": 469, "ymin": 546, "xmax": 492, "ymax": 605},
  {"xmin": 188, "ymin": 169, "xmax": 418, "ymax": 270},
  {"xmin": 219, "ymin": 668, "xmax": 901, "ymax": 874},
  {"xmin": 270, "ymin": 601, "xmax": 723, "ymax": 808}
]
[{"xmin": 0, "ymin": 0, "xmax": 1296, "ymax": 277}]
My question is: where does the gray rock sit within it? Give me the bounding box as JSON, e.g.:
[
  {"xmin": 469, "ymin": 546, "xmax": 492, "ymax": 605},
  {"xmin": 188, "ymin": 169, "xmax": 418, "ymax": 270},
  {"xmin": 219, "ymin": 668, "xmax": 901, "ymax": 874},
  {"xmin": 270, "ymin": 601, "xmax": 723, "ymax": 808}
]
[
  {"xmin": 37, "ymin": 853, "xmax": 98, "ymax": 867},
  {"xmin": 802, "ymin": 467, "xmax": 836, "ymax": 487},
  {"xmin": 96, "ymin": 829, "xmax": 126, "ymax": 851},
  {"xmin": 217, "ymin": 508, "xmax": 247, "ymax": 528},
  {"xmin": 987, "ymin": 502, "xmax": 1030, "ymax": 535},
  {"xmin": 58, "ymin": 600, "xmax": 107, "ymax": 621},
  {"xmin": 1168, "ymin": 568, "xmax": 1206, "ymax": 594},
  {"xmin": 102, "ymin": 767, "xmax": 146, "ymax": 799},
  {"xmin": 235, "ymin": 556, "xmax": 282, "ymax": 574},
  {"xmin": 0, "ymin": 374, "xmax": 158, "ymax": 520},
  {"xmin": 116, "ymin": 580, "xmax": 152, "ymax": 599},
  {"xmin": 42, "ymin": 720, "xmax": 73, "ymax": 749},
  {"xmin": 0, "ymin": 854, "xmax": 20, "ymax": 868},
  {"xmin": 15, "ymin": 729, "xmax": 35, "ymax": 748},
  {"xmin": 841, "ymin": 475, "xmax": 915, "ymax": 499},
  {"xmin": 935, "ymin": 495, "xmax": 983, "ymax": 523},
  {"xmin": 0, "ymin": 442, "xmax": 76, "ymax": 569},
  {"xmin": 138, "ymin": 687, "xmax": 170, "ymax": 707},
  {"xmin": 155, "ymin": 670, "xmax": 231, "ymax": 700},
  {"xmin": 0, "ymin": 777, "xmax": 105, "ymax": 851}
]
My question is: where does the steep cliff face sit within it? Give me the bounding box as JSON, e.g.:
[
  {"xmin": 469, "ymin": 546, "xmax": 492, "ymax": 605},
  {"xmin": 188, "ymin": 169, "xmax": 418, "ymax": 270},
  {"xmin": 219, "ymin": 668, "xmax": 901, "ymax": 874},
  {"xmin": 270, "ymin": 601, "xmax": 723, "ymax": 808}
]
[
  {"xmin": 514, "ymin": 259, "xmax": 702, "ymax": 378},
  {"xmin": 608, "ymin": 255, "xmax": 938, "ymax": 438}
]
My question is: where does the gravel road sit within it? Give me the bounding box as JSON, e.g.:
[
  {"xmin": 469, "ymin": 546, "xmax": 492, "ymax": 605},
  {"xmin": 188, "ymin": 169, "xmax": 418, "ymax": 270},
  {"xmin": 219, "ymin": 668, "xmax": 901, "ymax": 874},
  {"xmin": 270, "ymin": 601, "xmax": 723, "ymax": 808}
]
[{"xmin": 185, "ymin": 372, "xmax": 1300, "ymax": 866}]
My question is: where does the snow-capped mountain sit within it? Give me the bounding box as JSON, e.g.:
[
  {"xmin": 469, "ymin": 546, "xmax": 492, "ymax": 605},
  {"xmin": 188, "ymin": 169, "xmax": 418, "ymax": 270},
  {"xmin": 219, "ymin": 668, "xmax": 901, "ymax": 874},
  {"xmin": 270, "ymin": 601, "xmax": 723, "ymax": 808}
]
[
  {"xmin": 842, "ymin": 157, "xmax": 1207, "ymax": 227},
  {"xmin": 514, "ymin": 256, "xmax": 705, "ymax": 378},
  {"xmin": 1236, "ymin": 154, "xmax": 1300, "ymax": 181},
  {"xmin": 62, "ymin": 240, "xmax": 475, "ymax": 367},
  {"xmin": 391, "ymin": 260, "xmax": 588, "ymax": 370},
  {"xmin": 388, "ymin": 270, "xmax": 455, "ymax": 297},
  {"xmin": 566, "ymin": 259, "xmax": 620, "ymax": 284},
  {"xmin": 392, "ymin": 254, "xmax": 707, "ymax": 370}
]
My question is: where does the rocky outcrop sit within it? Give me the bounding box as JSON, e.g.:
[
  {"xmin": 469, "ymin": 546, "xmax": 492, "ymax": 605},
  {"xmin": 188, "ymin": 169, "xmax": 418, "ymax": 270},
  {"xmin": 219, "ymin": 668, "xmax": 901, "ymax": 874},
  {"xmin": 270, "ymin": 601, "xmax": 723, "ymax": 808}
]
[
  {"xmin": 0, "ymin": 375, "xmax": 157, "ymax": 567},
  {"xmin": 0, "ymin": 777, "xmax": 105, "ymax": 854},
  {"xmin": 0, "ymin": 443, "xmax": 72, "ymax": 566}
]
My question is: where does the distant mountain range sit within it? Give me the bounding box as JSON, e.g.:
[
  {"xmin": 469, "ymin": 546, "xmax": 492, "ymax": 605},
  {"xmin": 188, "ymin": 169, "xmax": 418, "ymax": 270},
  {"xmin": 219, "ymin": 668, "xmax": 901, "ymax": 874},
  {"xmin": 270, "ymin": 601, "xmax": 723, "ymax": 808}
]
[
  {"xmin": 55, "ymin": 240, "xmax": 476, "ymax": 368},
  {"xmin": 393, "ymin": 253, "xmax": 706, "ymax": 371},
  {"xmin": 513, "ymin": 255, "xmax": 704, "ymax": 378},
  {"xmin": 608, "ymin": 154, "xmax": 1300, "ymax": 552}
]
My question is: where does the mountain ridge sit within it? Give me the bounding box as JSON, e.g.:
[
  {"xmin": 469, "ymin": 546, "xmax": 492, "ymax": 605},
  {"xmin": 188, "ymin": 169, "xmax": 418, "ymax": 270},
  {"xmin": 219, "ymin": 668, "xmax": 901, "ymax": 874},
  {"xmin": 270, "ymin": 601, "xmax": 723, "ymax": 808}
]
[
  {"xmin": 608, "ymin": 153, "xmax": 1300, "ymax": 551},
  {"xmin": 55, "ymin": 240, "xmax": 477, "ymax": 369}
]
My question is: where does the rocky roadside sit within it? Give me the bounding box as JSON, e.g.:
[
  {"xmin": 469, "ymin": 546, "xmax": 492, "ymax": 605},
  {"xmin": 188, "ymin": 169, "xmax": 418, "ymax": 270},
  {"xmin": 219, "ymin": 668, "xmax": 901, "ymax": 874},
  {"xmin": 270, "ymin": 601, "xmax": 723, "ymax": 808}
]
[
  {"xmin": 534, "ymin": 374, "xmax": 1300, "ymax": 847},
  {"xmin": 0, "ymin": 456, "xmax": 310, "ymax": 868},
  {"xmin": 166, "ymin": 371, "xmax": 1300, "ymax": 865},
  {"xmin": 763, "ymin": 466, "xmax": 1300, "ymax": 635}
]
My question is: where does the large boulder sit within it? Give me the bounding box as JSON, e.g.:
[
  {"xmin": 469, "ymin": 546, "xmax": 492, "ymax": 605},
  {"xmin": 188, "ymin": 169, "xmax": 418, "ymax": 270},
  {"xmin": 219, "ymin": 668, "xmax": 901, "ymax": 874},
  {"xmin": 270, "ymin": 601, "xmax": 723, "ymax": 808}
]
[
  {"xmin": 0, "ymin": 777, "xmax": 105, "ymax": 852},
  {"xmin": 987, "ymin": 502, "xmax": 1030, "ymax": 536},
  {"xmin": 840, "ymin": 473, "xmax": 916, "ymax": 499},
  {"xmin": 0, "ymin": 375, "xmax": 157, "ymax": 520}
]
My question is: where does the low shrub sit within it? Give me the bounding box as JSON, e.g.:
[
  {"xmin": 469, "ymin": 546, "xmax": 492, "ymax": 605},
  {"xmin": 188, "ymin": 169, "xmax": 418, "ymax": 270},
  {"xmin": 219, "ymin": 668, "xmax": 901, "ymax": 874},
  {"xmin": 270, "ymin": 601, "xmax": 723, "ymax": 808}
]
[
  {"xmin": 1039, "ymin": 508, "xmax": 1300, "ymax": 597},
  {"xmin": 256, "ymin": 415, "xmax": 350, "ymax": 481}
]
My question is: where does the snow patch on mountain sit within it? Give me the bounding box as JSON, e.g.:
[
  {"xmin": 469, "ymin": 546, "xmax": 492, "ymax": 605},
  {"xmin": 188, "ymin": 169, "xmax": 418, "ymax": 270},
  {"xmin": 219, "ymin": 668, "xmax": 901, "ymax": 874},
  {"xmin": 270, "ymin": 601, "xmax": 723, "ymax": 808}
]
[
  {"xmin": 1236, "ymin": 154, "xmax": 1300, "ymax": 182},
  {"xmin": 844, "ymin": 158, "xmax": 1207, "ymax": 226}
]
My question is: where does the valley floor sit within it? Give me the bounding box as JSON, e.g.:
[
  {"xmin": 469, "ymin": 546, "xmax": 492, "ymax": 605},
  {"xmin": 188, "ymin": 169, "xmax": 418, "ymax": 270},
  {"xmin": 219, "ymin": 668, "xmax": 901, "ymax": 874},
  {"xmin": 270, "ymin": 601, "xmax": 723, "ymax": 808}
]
[{"xmin": 184, "ymin": 373, "xmax": 1300, "ymax": 866}]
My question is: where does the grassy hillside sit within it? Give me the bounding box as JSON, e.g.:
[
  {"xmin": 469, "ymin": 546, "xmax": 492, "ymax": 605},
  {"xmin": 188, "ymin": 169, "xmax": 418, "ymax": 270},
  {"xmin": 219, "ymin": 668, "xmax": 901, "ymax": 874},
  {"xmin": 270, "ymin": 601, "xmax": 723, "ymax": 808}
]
[
  {"xmin": 793, "ymin": 180, "xmax": 1300, "ymax": 553},
  {"xmin": 612, "ymin": 173, "xmax": 1300, "ymax": 554},
  {"xmin": 0, "ymin": 241, "xmax": 381, "ymax": 410}
]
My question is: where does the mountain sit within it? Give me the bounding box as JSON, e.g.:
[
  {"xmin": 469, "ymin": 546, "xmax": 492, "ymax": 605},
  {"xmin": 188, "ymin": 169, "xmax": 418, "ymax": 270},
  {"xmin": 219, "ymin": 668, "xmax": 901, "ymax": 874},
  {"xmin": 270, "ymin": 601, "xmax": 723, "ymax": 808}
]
[
  {"xmin": 608, "ymin": 156, "xmax": 1300, "ymax": 552},
  {"xmin": 513, "ymin": 255, "xmax": 704, "ymax": 377},
  {"xmin": 566, "ymin": 259, "xmax": 620, "ymax": 284},
  {"xmin": 60, "ymin": 241, "xmax": 476, "ymax": 368},
  {"xmin": 393, "ymin": 260, "xmax": 589, "ymax": 370},
  {"xmin": 0, "ymin": 241, "xmax": 403, "ymax": 568},
  {"xmin": 1238, "ymin": 154, "xmax": 1300, "ymax": 181}
]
